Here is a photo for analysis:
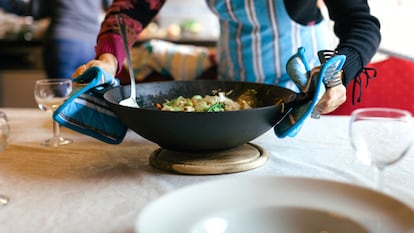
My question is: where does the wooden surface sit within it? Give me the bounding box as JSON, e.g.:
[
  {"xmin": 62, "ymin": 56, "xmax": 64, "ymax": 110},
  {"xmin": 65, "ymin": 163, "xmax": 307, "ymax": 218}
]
[{"xmin": 149, "ymin": 143, "xmax": 269, "ymax": 175}]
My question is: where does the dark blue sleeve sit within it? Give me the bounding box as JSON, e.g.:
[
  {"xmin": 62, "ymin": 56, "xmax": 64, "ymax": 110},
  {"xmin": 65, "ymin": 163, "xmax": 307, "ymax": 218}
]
[
  {"xmin": 324, "ymin": 0, "xmax": 381, "ymax": 85},
  {"xmin": 0, "ymin": 0, "xmax": 30, "ymax": 16}
]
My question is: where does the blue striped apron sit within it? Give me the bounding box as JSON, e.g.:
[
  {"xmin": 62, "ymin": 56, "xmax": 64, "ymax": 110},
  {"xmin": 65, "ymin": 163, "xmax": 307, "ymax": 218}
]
[{"xmin": 206, "ymin": 0, "xmax": 331, "ymax": 90}]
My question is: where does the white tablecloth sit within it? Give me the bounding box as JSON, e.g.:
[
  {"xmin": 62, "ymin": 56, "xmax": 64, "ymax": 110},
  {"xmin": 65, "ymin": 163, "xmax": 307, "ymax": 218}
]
[{"xmin": 0, "ymin": 108, "xmax": 413, "ymax": 233}]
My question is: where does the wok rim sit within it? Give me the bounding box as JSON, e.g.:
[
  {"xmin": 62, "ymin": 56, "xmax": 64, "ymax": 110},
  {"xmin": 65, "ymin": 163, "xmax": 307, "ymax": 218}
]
[
  {"xmin": 103, "ymin": 80, "xmax": 297, "ymax": 112},
  {"xmin": 103, "ymin": 80, "xmax": 297, "ymax": 151}
]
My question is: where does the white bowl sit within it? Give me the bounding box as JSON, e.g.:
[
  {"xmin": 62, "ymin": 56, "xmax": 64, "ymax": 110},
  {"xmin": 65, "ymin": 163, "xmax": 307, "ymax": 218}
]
[{"xmin": 136, "ymin": 176, "xmax": 414, "ymax": 233}]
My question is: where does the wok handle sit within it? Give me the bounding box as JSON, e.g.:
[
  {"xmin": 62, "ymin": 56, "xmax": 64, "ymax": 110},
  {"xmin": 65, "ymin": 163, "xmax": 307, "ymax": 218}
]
[{"xmin": 274, "ymin": 92, "xmax": 313, "ymax": 125}]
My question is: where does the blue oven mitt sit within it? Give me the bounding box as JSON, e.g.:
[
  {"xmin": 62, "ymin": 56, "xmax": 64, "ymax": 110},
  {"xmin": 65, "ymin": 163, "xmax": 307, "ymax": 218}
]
[
  {"xmin": 53, "ymin": 66, "xmax": 128, "ymax": 144},
  {"xmin": 274, "ymin": 47, "xmax": 346, "ymax": 138}
]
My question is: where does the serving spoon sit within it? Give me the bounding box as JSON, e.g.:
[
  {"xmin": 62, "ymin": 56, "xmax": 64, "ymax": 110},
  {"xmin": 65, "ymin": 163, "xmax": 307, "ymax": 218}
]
[{"xmin": 116, "ymin": 14, "xmax": 139, "ymax": 108}]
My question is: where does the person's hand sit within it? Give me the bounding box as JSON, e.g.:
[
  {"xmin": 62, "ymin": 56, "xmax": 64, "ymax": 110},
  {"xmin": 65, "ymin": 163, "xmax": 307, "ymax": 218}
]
[
  {"xmin": 314, "ymin": 84, "xmax": 346, "ymax": 114},
  {"xmin": 72, "ymin": 53, "xmax": 118, "ymax": 78}
]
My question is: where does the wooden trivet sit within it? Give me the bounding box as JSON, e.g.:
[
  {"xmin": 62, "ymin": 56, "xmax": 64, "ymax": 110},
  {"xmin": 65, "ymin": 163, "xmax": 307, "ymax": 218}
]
[{"xmin": 149, "ymin": 143, "xmax": 268, "ymax": 175}]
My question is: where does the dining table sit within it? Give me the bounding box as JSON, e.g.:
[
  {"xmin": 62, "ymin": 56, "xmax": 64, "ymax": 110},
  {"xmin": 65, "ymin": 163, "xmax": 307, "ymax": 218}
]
[{"xmin": 0, "ymin": 107, "xmax": 413, "ymax": 233}]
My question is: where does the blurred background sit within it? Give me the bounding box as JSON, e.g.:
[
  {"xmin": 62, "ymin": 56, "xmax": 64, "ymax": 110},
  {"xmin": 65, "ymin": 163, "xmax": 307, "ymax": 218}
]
[{"xmin": 0, "ymin": 0, "xmax": 411, "ymax": 108}]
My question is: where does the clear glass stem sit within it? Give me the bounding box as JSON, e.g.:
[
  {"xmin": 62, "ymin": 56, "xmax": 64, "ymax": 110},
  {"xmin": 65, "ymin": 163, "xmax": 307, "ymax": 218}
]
[
  {"xmin": 0, "ymin": 194, "xmax": 9, "ymax": 206},
  {"xmin": 53, "ymin": 119, "xmax": 60, "ymax": 138},
  {"xmin": 41, "ymin": 117, "xmax": 72, "ymax": 147},
  {"xmin": 374, "ymin": 166, "xmax": 384, "ymax": 191}
]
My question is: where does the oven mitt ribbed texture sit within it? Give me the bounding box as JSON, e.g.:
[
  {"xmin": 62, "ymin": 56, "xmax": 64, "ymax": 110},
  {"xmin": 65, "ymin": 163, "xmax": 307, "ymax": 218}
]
[
  {"xmin": 53, "ymin": 66, "xmax": 128, "ymax": 144},
  {"xmin": 274, "ymin": 47, "xmax": 346, "ymax": 138}
]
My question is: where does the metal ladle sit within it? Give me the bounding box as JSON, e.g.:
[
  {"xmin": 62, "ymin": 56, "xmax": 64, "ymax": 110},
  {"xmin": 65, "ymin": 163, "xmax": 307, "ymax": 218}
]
[{"xmin": 116, "ymin": 14, "xmax": 139, "ymax": 108}]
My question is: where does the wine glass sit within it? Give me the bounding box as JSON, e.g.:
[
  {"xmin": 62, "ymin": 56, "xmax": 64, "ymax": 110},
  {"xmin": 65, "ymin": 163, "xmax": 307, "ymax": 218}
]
[
  {"xmin": 349, "ymin": 107, "xmax": 414, "ymax": 190},
  {"xmin": 0, "ymin": 111, "xmax": 10, "ymax": 205},
  {"xmin": 34, "ymin": 79, "xmax": 72, "ymax": 147},
  {"xmin": 0, "ymin": 111, "xmax": 9, "ymax": 153}
]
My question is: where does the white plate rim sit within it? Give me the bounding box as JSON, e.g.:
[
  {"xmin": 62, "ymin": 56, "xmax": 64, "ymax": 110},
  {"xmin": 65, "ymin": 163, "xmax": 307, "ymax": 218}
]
[{"xmin": 136, "ymin": 176, "xmax": 414, "ymax": 233}]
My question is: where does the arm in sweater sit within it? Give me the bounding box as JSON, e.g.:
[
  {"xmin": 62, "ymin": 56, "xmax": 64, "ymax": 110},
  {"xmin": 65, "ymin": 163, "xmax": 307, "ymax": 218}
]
[
  {"xmin": 95, "ymin": 0, "xmax": 381, "ymax": 84},
  {"xmin": 95, "ymin": 0, "xmax": 166, "ymax": 74},
  {"xmin": 324, "ymin": 0, "xmax": 381, "ymax": 86}
]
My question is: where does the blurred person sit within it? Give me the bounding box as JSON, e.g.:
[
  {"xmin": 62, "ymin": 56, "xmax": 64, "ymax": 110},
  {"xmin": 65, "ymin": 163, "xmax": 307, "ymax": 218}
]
[
  {"xmin": 73, "ymin": 0, "xmax": 381, "ymax": 115},
  {"xmin": 0, "ymin": 0, "xmax": 112, "ymax": 79}
]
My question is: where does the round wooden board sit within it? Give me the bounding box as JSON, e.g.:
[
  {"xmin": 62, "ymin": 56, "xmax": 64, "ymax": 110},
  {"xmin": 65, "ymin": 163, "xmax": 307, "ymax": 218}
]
[{"xmin": 149, "ymin": 143, "xmax": 269, "ymax": 175}]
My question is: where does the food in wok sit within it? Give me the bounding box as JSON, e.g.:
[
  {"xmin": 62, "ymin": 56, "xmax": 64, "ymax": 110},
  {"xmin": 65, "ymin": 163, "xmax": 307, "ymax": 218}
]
[{"xmin": 156, "ymin": 89, "xmax": 264, "ymax": 112}]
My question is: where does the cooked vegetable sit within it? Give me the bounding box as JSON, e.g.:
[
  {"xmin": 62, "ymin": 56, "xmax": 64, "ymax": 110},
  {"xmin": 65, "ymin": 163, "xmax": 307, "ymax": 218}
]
[{"xmin": 157, "ymin": 90, "xmax": 257, "ymax": 112}]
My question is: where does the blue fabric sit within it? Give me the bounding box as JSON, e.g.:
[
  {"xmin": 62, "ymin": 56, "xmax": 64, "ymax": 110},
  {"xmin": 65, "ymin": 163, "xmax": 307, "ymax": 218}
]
[
  {"xmin": 274, "ymin": 47, "xmax": 346, "ymax": 138},
  {"xmin": 0, "ymin": 0, "xmax": 29, "ymax": 15},
  {"xmin": 284, "ymin": 47, "xmax": 310, "ymax": 92},
  {"xmin": 43, "ymin": 38, "xmax": 96, "ymax": 79},
  {"xmin": 206, "ymin": 0, "xmax": 330, "ymax": 90},
  {"xmin": 53, "ymin": 66, "xmax": 127, "ymax": 144}
]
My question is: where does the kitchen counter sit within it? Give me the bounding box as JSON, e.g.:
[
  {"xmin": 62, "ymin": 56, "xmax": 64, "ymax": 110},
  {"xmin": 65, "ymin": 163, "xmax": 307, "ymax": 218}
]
[
  {"xmin": 0, "ymin": 38, "xmax": 217, "ymax": 107},
  {"xmin": 0, "ymin": 39, "xmax": 43, "ymax": 70},
  {"xmin": 0, "ymin": 38, "xmax": 217, "ymax": 70},
  {"xmin": 0, "ymin": 40, "xmax": 44, "ymax": 107}
]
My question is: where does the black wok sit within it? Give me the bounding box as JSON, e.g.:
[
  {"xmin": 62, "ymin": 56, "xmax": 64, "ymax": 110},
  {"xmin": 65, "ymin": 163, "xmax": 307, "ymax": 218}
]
[{"xmin": 103, "ymin": 80, "xmax": 308, "ymax": 152}]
